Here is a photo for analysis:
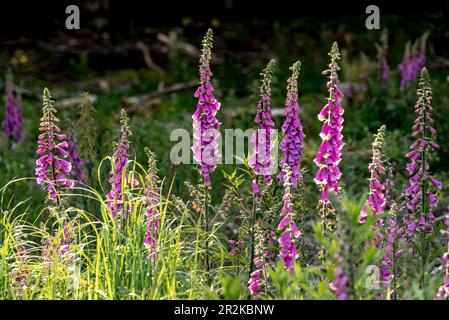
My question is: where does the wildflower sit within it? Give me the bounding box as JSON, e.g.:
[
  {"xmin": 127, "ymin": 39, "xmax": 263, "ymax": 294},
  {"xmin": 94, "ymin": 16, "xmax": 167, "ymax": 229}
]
[
  {"xmin": 330, "ymin": 210, "xmax": 355, "ymax": 300},
  {"xmin": 279, "ymin": 61, "xmax": 304, "ymax": 187},
  {"xmin": 380, "ymin": 202, "xmax": 403, "ymax": 298},
  {"xmin": 12, "ymin": 245, "xmax": 30, "ymax": 295},
  {"xmin": 67, "ymin": 125, "xmax": 84, "ymax": 184},
  {"xmin": 376, "ymin": 29, "xmax": 391, "ymax": 85},
  {"xmin": 144, "ymin": 147, "xmax": 160, "ymax": 261},
  {"xmin": 35, "ymin": 88, "xmax": 74, "ymax": 203},
  {"xmin": 277, "ymin": 164, "xmax": 300, "ymax": 273},
  {"xmin": 404, "ymin": 68, "xmax": 441, "ymax": 235},
  {"xmin": 2, "ymin": 71, "xmax": 24, "ymax": 148},
  {"xmin": 248, "ymin": 59, "xmax": 276, "ymax": 189},
  {"xmin": 330, "ymin": 267, "xmax": 350, "ymax": 300},
  {"xmin": 248, "ymin": 223, "xmax": 267, "ymax": 298},
  {"xmin": 76, "ymin": 92, "xmax": 97, "ymax": 164},
  {"xmin": 359, "ymin": 125, "xmax": 387, "ymax": 225},
  {"xmin": 14, "ymin": 89, "xmax": 25, "ymax": 142},
  {"xmin": 192, "ymin": 28, "xmax": 221, "ymax": 186},
  {"xmin": 248, "ymin": 269, "xmax": 262, "ymax": 296},
  {"xmin": 314, "ymin": 42, "xmax": 345, "ymax": 231},
  {"xmin": 398, "ymin": 34, "xmax": 428, "ymax": 92},
  {"xmin": 106, "ymin": 109, "xmax": 132, "ymax": 219},
  {"xmin": 435, "ymin": 215, "xmax": 449, "ymax": 300}
]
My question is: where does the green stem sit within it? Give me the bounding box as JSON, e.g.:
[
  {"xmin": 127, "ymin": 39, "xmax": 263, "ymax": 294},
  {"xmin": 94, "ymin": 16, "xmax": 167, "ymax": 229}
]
[
  {"xmin": 247, "ymin": 191, "xmax": 257, "ymax": 300},
  {"xmin": 420, "ymin": 103, "xmax": 428, "ymax": 288},
  {"xmin": 204, "ymin": 185, "xmax": 210, "ymax": 276}
]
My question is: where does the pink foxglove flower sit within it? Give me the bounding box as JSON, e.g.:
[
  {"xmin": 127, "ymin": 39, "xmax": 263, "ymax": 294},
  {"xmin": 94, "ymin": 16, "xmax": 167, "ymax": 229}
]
[
  {"xmin": 248, "ymin": 269, "xmax": 261, "ymax": 296},
  {"xmin": 358, "ymin": 125, "xmax": 387, "ymax": 227},
  {"xmin": 314, "ymin": 42, "xmax": 344, "ymax": 230},
  {"xmin": 404, "ymin": 68, "xmax": 441, "ymax": 235},
  {"xmin": 330, "ymin": 267, "xmax": 350, "ymax": 300},
  {"xmin": 144, "ymin": 148, "xmax": 160, "ymax": 261},
  {"xmin": 35, "ymin": 88, "xmax": 74, "ymax": 203},
  {"xmin": 279, "ymin": 61, "xmax": 304, "ymax": 187},
  {"xmin": 192, "ymin": 28, "xmax": 221, "ymax": 186},
  {"xmin": 248, "ymin": 59, "xmax": 276, "ymax": 190},
  {"xmin": 277, "ymin": 164, "xmax": 300, "ymax": 273},
  {"xmin": 67, "ymin": 126, "xmax": 84, "ymax": 184},
  {"xmin": 106, "ymin": 109, "xmax": 132, "ymax": 219},
  {"xmin": 248, "ymin": 223, "xmax": 267, "ymax": 298}
]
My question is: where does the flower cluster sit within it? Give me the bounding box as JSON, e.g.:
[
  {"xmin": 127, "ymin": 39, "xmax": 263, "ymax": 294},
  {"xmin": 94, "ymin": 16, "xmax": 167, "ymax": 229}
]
[
  {"xmin": 279, "ymin": 61, "xmax": 304, "ymax": 187},
  {"xmin": 106, "ymin": 109, "xmax": 132, "ymax": 219},
  {"xmin": 330, "ymin": 267, "xmax": 350, "ymax": 300},
  {"xmin": 12, "ymin": 245, "xmax": 30, "ymax": 295},
  {"xmin": 398, "ymin": 34, "xmax": 428, "ymax": 92},
  {"xmin": 248, "ymin": 223, "xmax": 266, "ymax": 298},
  {"xmin": 376, "ymin": 30, "xmax": 391, "ymax": 85},
  {"xmin": 380, "ymin": 202, "xmax": 403, "ymax": 297},
  {"xmin": 249, "ymin": 59, "xmax": 276, "ymax": 189},
  {"xmin": 404, "ymin": 68, "xmax": 441, "ymax": 235},
  {"xmin": 35, "ymin": 88, "xmax": 74, "ymax": 203},
  {"xmin": 144, "ymin": 147, "xmax": 160, "ymax": 261},
  {"xmin": 67, "ymin": 126, "xmax": 84, "ymax": 184},
  {"xmin": 2, "ymin": 72, "xmax": 24, "ymax": 148},
  {"xmin": 359, "ymin": 125, "xmax": 387, "ymax": 226},
  {"xmin": 314, "ymin": 42, "xmax": 344, "ymax": 230},
  {"xmin": 192, "ymin": 28, "xmax": 221, "ymax": 186},
  {"xmin": 277, "ymin": 164, "xmax": 300, "ymax": 273},
  {"xmin": 435, "ymin": 215, "xmax": 449, "ymax": 300},
  {"xmin": 330, "ymin": 212, "xmax": 355, "ymax": 300}
]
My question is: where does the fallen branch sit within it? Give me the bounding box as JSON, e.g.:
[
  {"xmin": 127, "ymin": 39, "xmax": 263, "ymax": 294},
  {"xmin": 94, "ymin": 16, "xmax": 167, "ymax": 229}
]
[
  {"xmin": 136, "ymin": 41, "xmax": 166, "ymax": 76},
  {"xmin": 157, "ymin": 33, "xmax": 199, "ymax": 57},
  {"xmin": 57, "ymin": 94, "xmax": 98, "ymax": 108},
  {"xmin": 122, "ymin": 80, "xmax": 198, "ymax": 107}
]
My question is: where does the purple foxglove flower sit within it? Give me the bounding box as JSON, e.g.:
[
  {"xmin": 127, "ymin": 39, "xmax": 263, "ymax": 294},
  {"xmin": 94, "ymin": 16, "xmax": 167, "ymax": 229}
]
[
  {"xmin": 144, "ymin": 148, "xmax": 159, "ymax": 261},
  {"xmin": 106, "ymin": 109, "xmax": 132, "ymax": 219},
  {"xmin": 380, "ymin": 202, "xmax": 402, "ymax": 297},
  {"xmin": 67, "ymin": 126, "xmax": 84, "ymax": 184},
  {"xmin": 248, "ymin": 59, "xmax": 276, "ymax": 189},
  {"xmin": 277, "ymin": 164, "xmax": 300, "ymax": 273},
  {"xmin": 398, "ymin": 34, "xmax": 428, "ymax": 92},
  {"xmin": 314, "ymin": 42, "xmax": 344, "ymax": 229},
  {"xmin": 14, "ymin": 90, "xmax": 25, "ymax": 143},
  {"xmin": 278, "ymin": 61, "xmax": 304, "ymax": 187},
  {"xmin": 403, "ymin": 68, "xmax": 441, "ymax": 236},
  {"xmin": 35, "ymin": 88, "xmax": 74, "ymax": 203},
  {"xmin": 359, "ymin": 126, "xmax": 387, "ymax": 225},
  {"xmin": 191, "ymin": 29, "xmax": 221, "ymax": 186},
  {"xmin": 2, "ymin": 73, "xmax": 24, "ymax": 149},
  {"xmin": 330, "ymin": 267, "xmax": 350, "ymax": 300}
]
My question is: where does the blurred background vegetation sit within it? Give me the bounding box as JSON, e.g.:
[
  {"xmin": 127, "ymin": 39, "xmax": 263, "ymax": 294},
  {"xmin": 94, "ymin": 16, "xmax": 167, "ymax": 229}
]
[{"xmin": 0, "ymin": 0, "xmax": 448, "ymax": 221}]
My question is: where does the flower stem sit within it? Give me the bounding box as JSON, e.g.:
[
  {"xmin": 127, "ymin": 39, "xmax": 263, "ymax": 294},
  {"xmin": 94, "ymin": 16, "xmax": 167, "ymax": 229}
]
[
  {"xmin": 204, "ymin": 184, "xmax": 211, "ymax": 277},
  {"xmin": 420, "ymin": 101, "xmax": 428, "ymax": 288}
]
